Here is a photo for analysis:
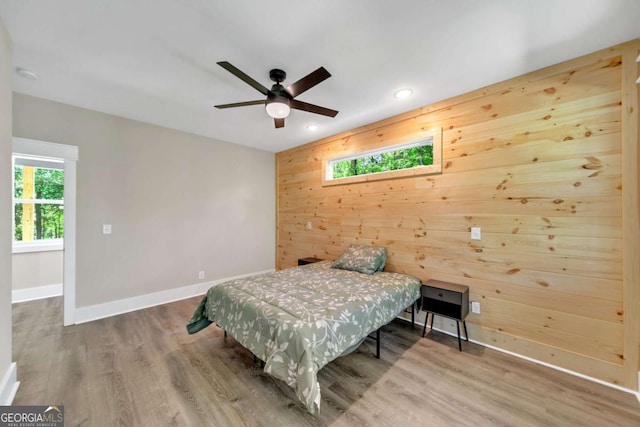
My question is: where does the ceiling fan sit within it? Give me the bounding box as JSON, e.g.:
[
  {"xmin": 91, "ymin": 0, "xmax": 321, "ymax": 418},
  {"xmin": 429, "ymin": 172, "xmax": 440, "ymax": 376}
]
[{"xmin": 214, "ymin": 61, "xmax": 338, "ymax": 128}]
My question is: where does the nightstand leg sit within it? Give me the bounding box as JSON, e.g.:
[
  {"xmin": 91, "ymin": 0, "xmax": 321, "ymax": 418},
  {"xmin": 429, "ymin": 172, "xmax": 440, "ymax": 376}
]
[
  {"xmin": 463, "ymin": 321, "xmax": 469, "ymax": 342},
  {"xmin": 422, "ymin": 313, "xmax": 428, "ymax": 337},
  {"xmin": 456, "ymin": 321, "xmax": 462, "ymax": 351},
  {"xmin": 430, "ymin": 312, "xmax": 434, "ymax": 330}
]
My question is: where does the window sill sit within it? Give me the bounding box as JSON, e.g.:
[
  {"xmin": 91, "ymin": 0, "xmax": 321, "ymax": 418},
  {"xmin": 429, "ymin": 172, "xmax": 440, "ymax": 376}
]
[
  {"xmin": 13, "ymin": 240, "xmax": 64, "ymax": 254},
  {"xmin": 322, "ymin": 163, "xmax": 442, "ymax": 186}
]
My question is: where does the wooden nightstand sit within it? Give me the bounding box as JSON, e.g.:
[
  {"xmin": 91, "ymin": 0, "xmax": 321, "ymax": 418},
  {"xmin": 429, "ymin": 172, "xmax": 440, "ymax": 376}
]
[
  {"xmin": 421, "ymin": 280, "xmax": 469, "ymax": 351},
  {"xmin": 297, "ymin": 257, "xmax": 323, "ymax": 266}
]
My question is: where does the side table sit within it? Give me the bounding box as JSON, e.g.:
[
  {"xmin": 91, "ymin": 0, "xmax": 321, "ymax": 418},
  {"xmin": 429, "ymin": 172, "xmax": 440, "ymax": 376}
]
[{"xmin": 421, "ymin": 280, "xmax": 470, "ymax": 351}]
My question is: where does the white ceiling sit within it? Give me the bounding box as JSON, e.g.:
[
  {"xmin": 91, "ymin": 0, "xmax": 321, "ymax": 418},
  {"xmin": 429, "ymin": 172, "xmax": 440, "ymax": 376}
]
[{"xmin": 1, "ymin": 1, "xmax": 639, "ymax": 153}]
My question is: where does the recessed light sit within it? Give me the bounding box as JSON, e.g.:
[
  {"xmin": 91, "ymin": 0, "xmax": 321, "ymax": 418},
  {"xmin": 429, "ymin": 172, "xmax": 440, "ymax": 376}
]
[
  {"xmin": 394, "ymin": 88, "xmax": 413, "ymax": 99},
  {"xmin": 15, "ymin": 67, "xmax": 38, "ymax": 81},
  {"xmin": 306, "ymin": 124, "xmax": 319, "ymax": 132}
]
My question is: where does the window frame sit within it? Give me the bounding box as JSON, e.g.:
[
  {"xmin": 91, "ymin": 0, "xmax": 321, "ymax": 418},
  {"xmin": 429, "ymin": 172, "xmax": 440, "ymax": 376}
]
[
  {"xmin": 322, "ymin": 127, "xmax": 442, "ymax": 186},
  {"xmin": 12, "ymin": 155, "xmax": 65, "ymax": 254}
]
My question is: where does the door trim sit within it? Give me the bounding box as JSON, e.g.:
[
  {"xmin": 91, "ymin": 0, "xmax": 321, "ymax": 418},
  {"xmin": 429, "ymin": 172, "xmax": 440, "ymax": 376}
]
[{"xmin": 13, "ymin": 137, "xmax": 78, "ymax": 326}]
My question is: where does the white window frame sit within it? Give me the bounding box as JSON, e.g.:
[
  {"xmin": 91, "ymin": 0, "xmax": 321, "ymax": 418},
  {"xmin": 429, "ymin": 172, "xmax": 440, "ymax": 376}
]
[
  {"xmin": 12, "ymin": 154, "xmax": 65, "ymax": 253},
  {"xmin": 322, "ymin": 127, "xmax": 442, "ymax": 186}
]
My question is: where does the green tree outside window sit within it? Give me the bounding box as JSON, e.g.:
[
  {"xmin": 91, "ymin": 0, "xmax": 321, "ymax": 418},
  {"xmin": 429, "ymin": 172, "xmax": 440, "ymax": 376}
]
[
  {"xmin": 332, "ymin": 142, "xmax": 434, "ymax": 179},
  {"xmin": 14, "ymin": 164, "xmax": 64, "ymax": 242}
]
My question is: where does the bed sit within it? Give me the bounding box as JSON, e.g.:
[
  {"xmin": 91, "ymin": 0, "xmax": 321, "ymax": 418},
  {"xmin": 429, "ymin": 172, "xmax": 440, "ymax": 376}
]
[{"xmin": 186, "ymin": 246, "xmax": 422, "ymax": 414}]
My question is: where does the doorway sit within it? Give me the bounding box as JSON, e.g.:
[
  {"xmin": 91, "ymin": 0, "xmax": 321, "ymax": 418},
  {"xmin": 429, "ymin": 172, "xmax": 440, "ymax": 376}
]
[
  {"xmin": 12, "ymin": 137, "xmax": 78, "ymax": 326},
  {"xmin": 12, "ymin": 154, "xmax": 64, "ymax": 303}
]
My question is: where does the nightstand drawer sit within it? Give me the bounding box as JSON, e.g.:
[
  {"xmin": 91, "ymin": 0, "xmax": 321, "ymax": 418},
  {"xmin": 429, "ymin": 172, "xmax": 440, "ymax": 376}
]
[
  {"xmin": 421, "ymin": 280, "xmax": 470, "ymax": 321},
  {"xmin": 423, "ymin": 286, "xmax": 460, "ymax": 305}
]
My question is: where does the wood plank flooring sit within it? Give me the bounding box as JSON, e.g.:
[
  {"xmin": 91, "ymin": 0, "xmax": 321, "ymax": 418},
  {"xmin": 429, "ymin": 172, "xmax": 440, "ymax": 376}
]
[{"xmin": 12, "ymin": 296, "xmax": 640, "ymax": 426}]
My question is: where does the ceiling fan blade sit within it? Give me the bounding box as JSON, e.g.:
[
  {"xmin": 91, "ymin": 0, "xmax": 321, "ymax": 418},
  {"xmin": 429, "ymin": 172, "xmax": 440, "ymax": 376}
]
[
  {"xmin": 215, "ymin": 100, "xmax": 265, "ymax": 109},
  {"xmin": 217, "ymin": 61, "xmax": 269, "ymax": 95},
  {"xmin": 285, "ymin": 67, "xmax": 331, "ymax": 98},
  {"xmin": 274, "ymin": 118, "xmax": 285, "ymax": 128},
  {"xmin": 291, "ymin": 99, "xmax": 338, "ymax": 117}
]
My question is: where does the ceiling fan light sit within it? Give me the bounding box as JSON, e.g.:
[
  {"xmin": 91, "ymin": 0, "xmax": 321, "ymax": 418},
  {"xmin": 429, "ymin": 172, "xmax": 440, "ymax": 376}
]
[{"xmin": 265, "ymin": 96, "xmax": 291, "ymax": 118}]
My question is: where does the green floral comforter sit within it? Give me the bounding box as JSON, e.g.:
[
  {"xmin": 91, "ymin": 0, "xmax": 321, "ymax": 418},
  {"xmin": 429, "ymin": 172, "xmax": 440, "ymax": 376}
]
[{"xmin": 186, "ymin": 261, "xmax": 421, "ymax": 414}]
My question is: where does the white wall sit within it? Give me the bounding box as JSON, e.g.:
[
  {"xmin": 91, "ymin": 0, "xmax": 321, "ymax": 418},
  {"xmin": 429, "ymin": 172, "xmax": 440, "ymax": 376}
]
[
  {"xmin": 12, "ymin": 93, "xmax": 275, "ymax": 309},
  {"xmin": 12, "ymin": 251, "xmax": 63, "ymax": 290},
  {"xmin": 0, "ymin": 17, "xmax": 17, "ymax": 404}
]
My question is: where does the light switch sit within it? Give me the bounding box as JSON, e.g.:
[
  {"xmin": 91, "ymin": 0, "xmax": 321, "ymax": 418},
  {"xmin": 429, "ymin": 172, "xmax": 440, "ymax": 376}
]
[
  {"xmin": 103, "ymin": 224, "xmax": 112, "ymax": 235},
  {"xmin": 470, "ymin": 227, "xmax": 481, "ymax": 240}
]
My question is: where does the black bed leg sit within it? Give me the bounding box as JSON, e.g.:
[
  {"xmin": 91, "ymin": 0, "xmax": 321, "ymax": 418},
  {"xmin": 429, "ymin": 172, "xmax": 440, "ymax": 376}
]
[
  {"xmin": 224, "ymin": 330, "xmax": 227, "ymax": 338},
  {"xmin": 253, "ymin": 354, "xmax": 265, "ymax": 368},
  {"xmin": 376, "ymin": 328, "xmax": 381, "ymax": 359}
]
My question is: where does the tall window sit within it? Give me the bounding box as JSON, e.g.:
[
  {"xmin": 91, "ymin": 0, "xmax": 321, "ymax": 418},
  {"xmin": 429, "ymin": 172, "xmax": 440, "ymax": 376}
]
[{"xmin": 13, "ymin": 156, "xmax": 64, "ymax": 250}]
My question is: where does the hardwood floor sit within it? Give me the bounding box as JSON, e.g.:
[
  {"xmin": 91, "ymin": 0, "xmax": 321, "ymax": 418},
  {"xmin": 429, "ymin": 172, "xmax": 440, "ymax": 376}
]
[{"xmin": 12, "ymin": 296, "xmax": 640, "ymax": 426}]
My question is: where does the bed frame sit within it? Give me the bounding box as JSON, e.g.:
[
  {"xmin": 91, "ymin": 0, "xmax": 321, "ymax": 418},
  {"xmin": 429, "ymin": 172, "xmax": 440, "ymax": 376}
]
[{"xmin": 224, "ymin": 301, "xmax": 418, "ymax": 364}]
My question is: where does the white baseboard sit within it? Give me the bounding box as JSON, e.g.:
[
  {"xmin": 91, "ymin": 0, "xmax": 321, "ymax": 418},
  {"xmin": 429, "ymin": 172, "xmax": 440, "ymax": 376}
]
[
  {"xmin": 0, "ymin": 362, "xmax": 19, "ymax": 405},
  {"xmin": 415, "ymin": 319, "xmax": 638, "ymax": 397},
  {"xmin": 12, "ymin": 283, "xmax": 63, "ymax": 304},
  {"xmin": 74, "ymin": 269, "xmax": 274, "ymax": 324}
]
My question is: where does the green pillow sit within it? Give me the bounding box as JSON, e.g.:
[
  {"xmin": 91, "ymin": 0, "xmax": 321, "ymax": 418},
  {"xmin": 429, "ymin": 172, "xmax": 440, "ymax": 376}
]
[{"xmin": 331, "ymin": 245, "xmax": 387, "ymax": 275}]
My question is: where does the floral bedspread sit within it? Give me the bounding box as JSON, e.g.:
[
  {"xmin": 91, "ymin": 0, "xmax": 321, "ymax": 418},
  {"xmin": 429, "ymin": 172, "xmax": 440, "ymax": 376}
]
[{"xmin": 186, "ymin": 261, "xmax": 421, "ymax": 414}]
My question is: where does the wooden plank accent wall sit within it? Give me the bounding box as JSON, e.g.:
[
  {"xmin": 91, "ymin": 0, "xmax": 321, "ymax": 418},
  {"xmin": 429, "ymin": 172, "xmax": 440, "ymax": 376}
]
[{"xmin": 276, "ymin": 40, "xmax": 640, "ymax": 390}]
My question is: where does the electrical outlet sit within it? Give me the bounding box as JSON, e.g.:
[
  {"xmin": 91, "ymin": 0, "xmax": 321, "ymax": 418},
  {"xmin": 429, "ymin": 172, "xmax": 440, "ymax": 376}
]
[
  {"xmin": 102, "ymin": 224, "xmax": 112, "ymax": 235},
  {"xmin": 305, "ymin": 221, "xmax": 312, "ymax": 230},
  {"xmin": 470, "ymin": 227, "xmax": 481, "ymax": 240},
  {"xmin": 471, "ymin": 301, "xmax": 481, "ymax": 314},
  {"xmin": 198, "ymin": 271, "xmax": 205, "ymax": 280}
]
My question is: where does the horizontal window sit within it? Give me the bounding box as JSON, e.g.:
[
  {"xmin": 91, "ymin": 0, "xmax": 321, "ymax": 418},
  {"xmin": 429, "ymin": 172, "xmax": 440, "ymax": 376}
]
[{"xmin": 323, "ymin": 127, "xmax": 442, "ymax": 186}]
